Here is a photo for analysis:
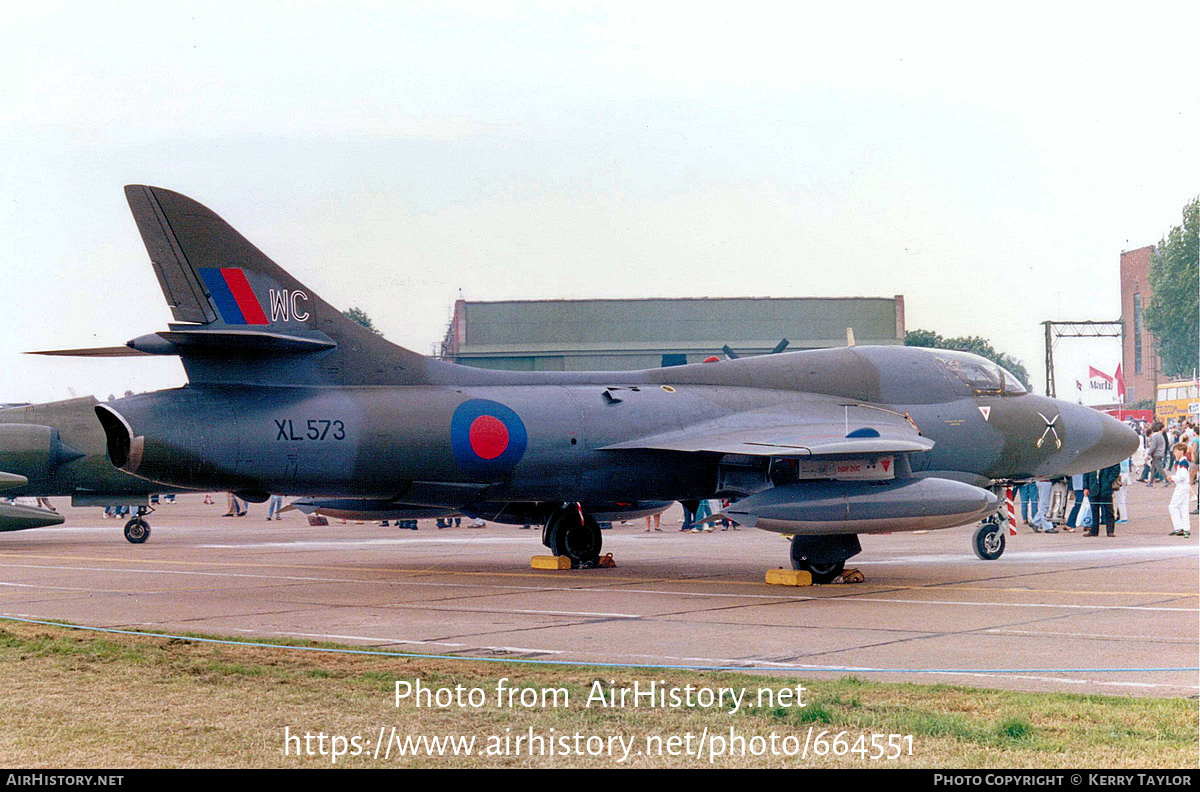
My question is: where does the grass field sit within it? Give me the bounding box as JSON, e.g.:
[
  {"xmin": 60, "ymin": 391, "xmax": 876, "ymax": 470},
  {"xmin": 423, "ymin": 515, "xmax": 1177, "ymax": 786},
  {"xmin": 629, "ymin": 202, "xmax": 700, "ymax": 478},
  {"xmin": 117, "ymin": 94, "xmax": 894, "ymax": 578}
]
[{"xmin": 0, "ymin": 619, "xmax": 1194, "ymax": 768}]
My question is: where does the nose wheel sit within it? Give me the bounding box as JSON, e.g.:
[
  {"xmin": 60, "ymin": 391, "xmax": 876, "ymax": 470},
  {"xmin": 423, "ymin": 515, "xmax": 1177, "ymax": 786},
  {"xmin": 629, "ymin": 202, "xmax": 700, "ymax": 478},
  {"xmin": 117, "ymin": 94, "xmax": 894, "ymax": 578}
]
[
  {"xmin": 972, "ymin": 520, "xmax": 1005, "ymax": 560},
  {"xmin": 123, "ymin": 517, "xmax": 150, "ymax": 544},
  {"xmin": 122, "ymin": 505, "xmax": 154, "ymax": 544}
]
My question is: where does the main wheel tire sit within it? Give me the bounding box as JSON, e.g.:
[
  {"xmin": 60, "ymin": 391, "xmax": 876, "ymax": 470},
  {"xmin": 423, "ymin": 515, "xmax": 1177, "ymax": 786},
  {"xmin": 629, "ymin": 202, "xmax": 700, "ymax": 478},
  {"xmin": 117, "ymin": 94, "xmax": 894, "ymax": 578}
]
[
  {"xmin": 790, "ymin": 556, "xmax": 845, "ymax": 584},
  {"xmin": 972, "ymin": 521, "xmax": 1005, "ymax": 560},
  {"xmin": 124, "ymin": 518, "xmax": 150, "ymax": 544},
  {"xmin": 545, "ymin": 509, "xmax": 602, "ymax": 566},
  {"xmin": 789, "ymin": 535, "xmax": 855, "ymax": 583}
]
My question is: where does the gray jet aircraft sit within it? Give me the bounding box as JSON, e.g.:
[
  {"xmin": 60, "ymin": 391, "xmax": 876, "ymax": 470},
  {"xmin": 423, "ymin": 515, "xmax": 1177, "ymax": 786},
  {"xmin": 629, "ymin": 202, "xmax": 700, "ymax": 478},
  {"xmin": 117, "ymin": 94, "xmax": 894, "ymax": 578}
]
[
  {"xmin": 0, "ymin": 396, "xmax": 184, "ymax": 540},
  {"xmin": 58, "ymin": 186, "xmax": 1134, "ymax": 580}
]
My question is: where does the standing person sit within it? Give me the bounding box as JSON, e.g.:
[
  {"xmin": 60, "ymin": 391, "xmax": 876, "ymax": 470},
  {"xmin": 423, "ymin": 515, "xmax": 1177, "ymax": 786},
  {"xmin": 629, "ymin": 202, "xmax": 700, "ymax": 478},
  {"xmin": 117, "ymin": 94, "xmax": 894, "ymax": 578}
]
[
  {"xmin": 1018, "ymin": 482, "xmax": 1039, "ymax": 526},
  {"xmin": 1168, "ymin": 443, "xmax": 1193, "ymax": 537},
  {"xmin": 223, "ymin": 492, "xmax": 246, "ymax": 517},
  {"xmin": 1132, "ymin": 430, "xmax": 1147, "ymax": 481},
  {"xmin": 1030, "ymin": 479, "xmax": 1057, "ymax": 533},
  {"xmin": 644, "ymin": 512, "xmax": 662, "ymax": 532},
  {"xmin": 1064, "ymin": 473, "xmax": 1086, "ymax": 531},
  {"xmin": 1144, "ymin": 423, "xmax": 1169, "ymax": 486},
  {"xmin": 1190, "ymin": 424, "xmax": 1200, "ymax": 516},
  {"xmin": 1047, "ymin": 477, "xmax": 1070, "ymax": 526},
  {"xmin": 718, "ymin": 498, "xmax": 736, "ymax": 530},
  {"xmin": 679, "ymin": 501, "xmax": 696, "ymax": 532},
  {"xmin": 1085, "ymin": 463, "xmax": 1120, "ymax": 537},
  {"xmin": 1138, "ymin": 424, "xmax": 1153, "ymax": 482},
  {"xmin": 1113, "ymin": 456, "xmax": 1130, "ymax": 524},
  {"xmin": 266, "ymin": 494, "xmax": 283, "ymax": 521}
]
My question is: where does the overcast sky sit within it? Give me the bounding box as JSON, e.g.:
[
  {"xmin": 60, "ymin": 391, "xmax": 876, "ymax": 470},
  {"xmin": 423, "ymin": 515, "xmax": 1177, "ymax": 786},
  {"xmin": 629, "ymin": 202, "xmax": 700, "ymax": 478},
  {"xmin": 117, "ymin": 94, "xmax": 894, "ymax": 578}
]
[{"xmin": 2, "ymin": 2, "xmax": 1196, "ymax": 404}]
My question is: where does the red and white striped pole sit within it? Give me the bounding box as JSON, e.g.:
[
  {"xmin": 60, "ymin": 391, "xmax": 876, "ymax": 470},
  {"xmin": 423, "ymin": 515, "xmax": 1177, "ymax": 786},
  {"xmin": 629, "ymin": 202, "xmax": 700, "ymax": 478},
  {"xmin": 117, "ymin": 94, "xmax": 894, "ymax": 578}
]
[{"xmin": 1005, "ymin": 486, "xmax": 1017, "ymax": 536}]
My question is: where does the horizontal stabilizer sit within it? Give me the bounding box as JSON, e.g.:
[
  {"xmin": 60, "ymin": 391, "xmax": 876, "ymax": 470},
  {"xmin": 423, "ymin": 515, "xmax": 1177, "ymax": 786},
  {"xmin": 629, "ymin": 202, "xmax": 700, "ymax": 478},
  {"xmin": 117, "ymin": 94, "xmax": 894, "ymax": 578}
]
[
  {"xmin": 36, "ymin": 329, "xmax": 338, "ymax": 359},
  {"xmin": 28, "ymin": 346, "xmax": 151, "ymax": 358},
  {"xmin": 154, "ymin": 328, "xmax": 337, "ymax": 353}
]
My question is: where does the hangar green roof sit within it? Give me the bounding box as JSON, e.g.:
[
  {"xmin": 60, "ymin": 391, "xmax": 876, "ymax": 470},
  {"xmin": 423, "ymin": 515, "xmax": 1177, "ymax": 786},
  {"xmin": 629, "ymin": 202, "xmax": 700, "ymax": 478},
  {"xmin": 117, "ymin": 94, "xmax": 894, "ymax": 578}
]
[{"xmin": 442, "ymin": 296, "xmax": 904, "ymax": 371}]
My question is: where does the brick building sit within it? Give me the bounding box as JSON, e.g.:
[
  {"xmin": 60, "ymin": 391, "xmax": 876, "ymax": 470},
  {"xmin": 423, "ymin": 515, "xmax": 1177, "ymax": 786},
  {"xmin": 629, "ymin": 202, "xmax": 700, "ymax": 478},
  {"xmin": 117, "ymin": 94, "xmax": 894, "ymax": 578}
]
[{"xmin": 1119, "ymin": 245, "xmax": 1161, "ymax": 404}]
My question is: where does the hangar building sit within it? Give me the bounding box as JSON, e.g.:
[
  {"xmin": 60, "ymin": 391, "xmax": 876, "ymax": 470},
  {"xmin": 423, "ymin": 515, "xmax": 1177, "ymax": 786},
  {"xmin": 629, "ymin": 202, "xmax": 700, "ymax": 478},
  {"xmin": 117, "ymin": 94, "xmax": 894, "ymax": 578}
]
[{"xmin": 440, "ymin": 296, "xmax": 906, "ymax": 371}]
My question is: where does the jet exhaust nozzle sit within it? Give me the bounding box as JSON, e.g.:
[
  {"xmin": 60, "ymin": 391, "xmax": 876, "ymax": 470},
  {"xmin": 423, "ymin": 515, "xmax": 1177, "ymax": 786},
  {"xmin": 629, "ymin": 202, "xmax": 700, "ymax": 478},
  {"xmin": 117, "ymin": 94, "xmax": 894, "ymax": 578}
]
[{"xmin": 94, "ymin": 405, "xmax": 142, "ymax": 474}]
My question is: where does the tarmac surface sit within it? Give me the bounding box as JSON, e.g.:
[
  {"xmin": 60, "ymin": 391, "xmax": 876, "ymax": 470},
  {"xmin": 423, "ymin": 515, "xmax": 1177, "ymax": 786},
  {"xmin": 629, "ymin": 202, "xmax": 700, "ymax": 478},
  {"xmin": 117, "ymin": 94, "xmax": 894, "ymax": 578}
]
[{"xmin": 0, "ymin": 484, "xmax": 1196, "ymax": 698}]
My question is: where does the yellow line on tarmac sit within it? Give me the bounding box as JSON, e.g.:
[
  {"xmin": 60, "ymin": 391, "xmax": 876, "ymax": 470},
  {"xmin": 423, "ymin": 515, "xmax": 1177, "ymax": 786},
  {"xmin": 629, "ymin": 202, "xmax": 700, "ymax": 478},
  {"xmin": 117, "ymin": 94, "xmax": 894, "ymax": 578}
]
[
  {"xmin": 0, "ymin": 552, "xmax": 1193, "ymax": 599},
  {"xmin": 0, "ymin": 551, "xmax": 753, "ymax": 587}
]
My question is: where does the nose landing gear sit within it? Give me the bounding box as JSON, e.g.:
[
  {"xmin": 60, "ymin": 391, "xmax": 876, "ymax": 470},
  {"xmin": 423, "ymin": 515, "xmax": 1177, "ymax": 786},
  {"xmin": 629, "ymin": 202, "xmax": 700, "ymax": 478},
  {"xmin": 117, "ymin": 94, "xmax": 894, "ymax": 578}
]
[
  {"xmin": 123, "ymin": 506, "xmax": 153, "ymax": 544},
  {"xmin": 972, "ymin": 517, "xmax": 1006, "ymax": 560}
]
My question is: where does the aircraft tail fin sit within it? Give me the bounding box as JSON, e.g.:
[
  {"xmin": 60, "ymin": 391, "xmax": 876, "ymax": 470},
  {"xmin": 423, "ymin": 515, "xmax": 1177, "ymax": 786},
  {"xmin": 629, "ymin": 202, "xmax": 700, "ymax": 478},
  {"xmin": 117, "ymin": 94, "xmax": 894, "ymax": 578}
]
[{"xmin": 123, "ymin": 185, "xmax": 444, "ymax": 386}]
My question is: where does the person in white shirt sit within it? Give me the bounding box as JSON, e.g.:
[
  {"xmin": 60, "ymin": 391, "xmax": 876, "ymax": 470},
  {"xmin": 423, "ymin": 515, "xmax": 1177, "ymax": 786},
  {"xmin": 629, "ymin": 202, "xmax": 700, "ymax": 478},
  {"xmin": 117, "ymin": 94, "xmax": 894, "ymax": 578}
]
[{"xmin": 1168, "ymin": 443, "xmax": 1193, "ymax": 537}]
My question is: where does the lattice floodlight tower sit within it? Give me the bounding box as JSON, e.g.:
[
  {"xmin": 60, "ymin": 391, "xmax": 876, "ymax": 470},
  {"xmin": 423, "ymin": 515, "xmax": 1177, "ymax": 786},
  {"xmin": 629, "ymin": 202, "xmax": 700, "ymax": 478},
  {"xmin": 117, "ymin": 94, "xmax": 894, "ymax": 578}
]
[{"xmin": 1041, "ymin": 320, "xmax": 1123, "ymax": 399}]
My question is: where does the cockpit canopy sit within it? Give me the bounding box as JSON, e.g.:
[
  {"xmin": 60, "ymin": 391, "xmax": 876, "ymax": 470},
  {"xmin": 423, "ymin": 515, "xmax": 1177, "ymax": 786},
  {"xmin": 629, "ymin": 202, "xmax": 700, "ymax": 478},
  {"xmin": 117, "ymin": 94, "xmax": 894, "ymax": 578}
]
[
  {"xmin": 802, "ymin": 346, "xmax": 1030, "ymax": 405},
  {"xmin": 934, "ymin": 350, "xmax": 1026, "ymax": 396}
]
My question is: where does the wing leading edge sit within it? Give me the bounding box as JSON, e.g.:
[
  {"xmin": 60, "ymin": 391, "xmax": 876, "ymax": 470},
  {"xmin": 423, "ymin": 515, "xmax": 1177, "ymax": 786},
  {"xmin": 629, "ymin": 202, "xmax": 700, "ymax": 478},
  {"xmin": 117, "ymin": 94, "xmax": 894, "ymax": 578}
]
[{"xmin": 600, "ymin": 402, "xmax": 932, "ymax": 457}]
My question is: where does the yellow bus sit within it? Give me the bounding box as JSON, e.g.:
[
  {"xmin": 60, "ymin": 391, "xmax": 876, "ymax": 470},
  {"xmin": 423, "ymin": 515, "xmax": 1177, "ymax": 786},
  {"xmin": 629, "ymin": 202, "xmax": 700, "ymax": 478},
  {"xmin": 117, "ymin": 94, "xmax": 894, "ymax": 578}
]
[{"xmin": 1156, "ymin": 378, "xmax": 1200, "ymax": 423}]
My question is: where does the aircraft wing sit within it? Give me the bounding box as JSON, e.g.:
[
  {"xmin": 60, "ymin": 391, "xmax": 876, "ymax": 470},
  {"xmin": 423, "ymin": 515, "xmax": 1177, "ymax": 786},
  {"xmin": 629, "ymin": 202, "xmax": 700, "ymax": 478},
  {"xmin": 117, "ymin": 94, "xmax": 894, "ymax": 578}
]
[{"xmin": 601, "ymin": 402, "xmax": 932, "ymax": 457}]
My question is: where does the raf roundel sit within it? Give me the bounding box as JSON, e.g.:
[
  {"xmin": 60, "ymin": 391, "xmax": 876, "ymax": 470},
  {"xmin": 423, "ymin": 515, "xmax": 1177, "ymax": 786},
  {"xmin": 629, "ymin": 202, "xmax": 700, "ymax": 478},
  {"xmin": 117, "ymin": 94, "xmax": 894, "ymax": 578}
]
[
  {"xmin": 468, "ymin": 415, "xmax": 508, "ymax": 460},
  {"xmin": 451, "ymin": 399, "xmax": 528, "ymax": 473}
]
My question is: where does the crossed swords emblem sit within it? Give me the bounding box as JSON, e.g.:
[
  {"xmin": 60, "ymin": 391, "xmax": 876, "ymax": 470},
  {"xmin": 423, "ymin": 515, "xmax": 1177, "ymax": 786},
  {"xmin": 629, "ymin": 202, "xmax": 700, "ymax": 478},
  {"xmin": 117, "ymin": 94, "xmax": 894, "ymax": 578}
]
[{"xmin": 1036, "ymin": 412, "xmax": 1062, "ymax": 449}]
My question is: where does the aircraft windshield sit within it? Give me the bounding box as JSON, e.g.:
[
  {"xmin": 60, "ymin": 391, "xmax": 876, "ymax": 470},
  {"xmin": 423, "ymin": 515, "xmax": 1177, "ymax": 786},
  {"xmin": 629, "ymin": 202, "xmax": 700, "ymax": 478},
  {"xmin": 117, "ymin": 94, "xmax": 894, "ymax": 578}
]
[
  {"xmin": 936, "ymin": 352, "xmax": 1025, "ymax": 396},
  {"xmin": 999, "ymin": 366, "xmax": 1027, "ymax": 395}
]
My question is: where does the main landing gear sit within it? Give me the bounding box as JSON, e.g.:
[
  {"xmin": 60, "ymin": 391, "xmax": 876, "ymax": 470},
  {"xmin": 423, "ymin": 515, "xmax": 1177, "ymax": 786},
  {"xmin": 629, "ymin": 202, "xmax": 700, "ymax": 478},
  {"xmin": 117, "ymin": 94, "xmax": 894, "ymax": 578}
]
[
  {"xmin": 542, "ymin": 503, "xmax": 602, "ymax": 568},
  {"xmin": 789, "ymin": 534, "xmax": 861, "ymax": 584},
  {"xmin": 123, "ymin": 506, "xmax": 153, "ymax": 544}
]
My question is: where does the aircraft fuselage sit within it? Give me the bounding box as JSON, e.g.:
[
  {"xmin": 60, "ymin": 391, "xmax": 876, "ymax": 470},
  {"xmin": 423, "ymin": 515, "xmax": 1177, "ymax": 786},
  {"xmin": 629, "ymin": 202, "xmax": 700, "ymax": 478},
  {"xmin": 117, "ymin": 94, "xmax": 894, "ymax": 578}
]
[{"xmin": 100, "ymin": 345, "xmax": 1133, "ymax": 527}]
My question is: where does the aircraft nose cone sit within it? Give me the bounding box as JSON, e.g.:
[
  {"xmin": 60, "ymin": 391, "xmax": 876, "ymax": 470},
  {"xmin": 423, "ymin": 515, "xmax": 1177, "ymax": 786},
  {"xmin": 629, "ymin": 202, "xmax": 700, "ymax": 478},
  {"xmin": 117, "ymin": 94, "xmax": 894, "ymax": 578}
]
[
  {"xmin": 1099, "ymin": 411, "xmax": 1140, "ymax": 464},
  {"xmin": 1047, "ymin": 404, "xmax": 1138, "ymax": 476}
]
